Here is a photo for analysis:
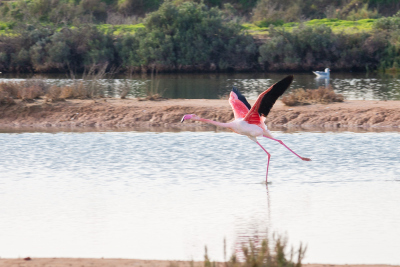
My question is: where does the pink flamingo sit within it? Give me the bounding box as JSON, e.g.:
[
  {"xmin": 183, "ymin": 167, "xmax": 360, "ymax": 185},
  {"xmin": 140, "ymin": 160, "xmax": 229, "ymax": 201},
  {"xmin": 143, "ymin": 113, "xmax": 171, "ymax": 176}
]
[{"xmin": 181, "ymin": 75, "xmax": 311, "ymax": 183}]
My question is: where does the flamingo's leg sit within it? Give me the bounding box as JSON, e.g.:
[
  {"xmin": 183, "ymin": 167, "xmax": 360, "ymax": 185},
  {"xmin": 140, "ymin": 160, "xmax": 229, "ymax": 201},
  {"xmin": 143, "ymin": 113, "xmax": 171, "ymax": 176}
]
[
  {"xmin": 263, "ymin": 136, "xmax": 311, "ymax": 161},
  {"xmin": 255, "ymin": 141, "xmax": 271, "ymax": 184}
]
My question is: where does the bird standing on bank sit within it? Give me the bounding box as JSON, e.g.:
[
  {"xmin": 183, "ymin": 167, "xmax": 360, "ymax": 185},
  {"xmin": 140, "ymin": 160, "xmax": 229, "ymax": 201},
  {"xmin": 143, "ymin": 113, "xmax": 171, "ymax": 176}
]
[{"xmin": 181, "ymin": 75, "xmax": 311, "ymax": 183}]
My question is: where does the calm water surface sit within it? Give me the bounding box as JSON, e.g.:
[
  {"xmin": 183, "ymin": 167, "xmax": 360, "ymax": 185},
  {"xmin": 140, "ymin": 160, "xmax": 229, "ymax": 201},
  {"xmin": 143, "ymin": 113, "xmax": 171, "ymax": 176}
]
[
  {"xmin": 0, "ymin": 131, "xmax": 399, "ymax": 264},
  {"xmin": 1, "ymin": 72, "xmax": 400, "ymax": 100}
]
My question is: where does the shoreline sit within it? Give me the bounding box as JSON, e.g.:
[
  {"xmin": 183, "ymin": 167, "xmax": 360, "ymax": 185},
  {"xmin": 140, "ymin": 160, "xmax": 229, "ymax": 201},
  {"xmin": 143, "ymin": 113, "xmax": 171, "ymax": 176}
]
[
  {"xmin": 0, "ymin": 99, "xmax": 399, "ymax": 132},
  {"xmin": 0, "ymin": 259, "xmax": 399, "ymax": 267}
]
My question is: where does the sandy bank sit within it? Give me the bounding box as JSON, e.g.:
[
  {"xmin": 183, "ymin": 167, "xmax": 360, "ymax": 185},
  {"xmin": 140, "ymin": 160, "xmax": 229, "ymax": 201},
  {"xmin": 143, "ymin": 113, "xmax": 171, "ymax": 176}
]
[
  {"xmin": 0, "ymin": 98, "xmax": 399, "ymax": 131},
  {"xmin": 0, "ymin": 259, "xmax": 399, "ymax": 267}
]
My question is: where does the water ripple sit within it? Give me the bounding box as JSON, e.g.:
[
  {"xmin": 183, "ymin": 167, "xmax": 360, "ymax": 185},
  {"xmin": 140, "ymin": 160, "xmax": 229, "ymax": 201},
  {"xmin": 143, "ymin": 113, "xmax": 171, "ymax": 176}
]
[{"xmin": 0, "ymin": 131, "xmax": 399, "ymax": 263}]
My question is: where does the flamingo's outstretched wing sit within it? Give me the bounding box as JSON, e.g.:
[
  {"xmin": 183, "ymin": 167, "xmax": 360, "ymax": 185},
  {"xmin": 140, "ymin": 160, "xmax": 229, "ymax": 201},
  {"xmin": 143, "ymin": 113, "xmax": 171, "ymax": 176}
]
[
  {"xmin": 229, "ymin": 86, "xmax": 251, "ymax": 119},
  {"xmin": 244, "ymin": 75, "xmax": 293, "ymax": 125}
]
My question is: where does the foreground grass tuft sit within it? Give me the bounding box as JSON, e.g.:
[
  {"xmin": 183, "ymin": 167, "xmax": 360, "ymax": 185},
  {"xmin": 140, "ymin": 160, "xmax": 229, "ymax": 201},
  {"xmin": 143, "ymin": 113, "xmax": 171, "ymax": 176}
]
[
  {"xmin": 205, "ymin": 235, "xmax": 306, "ymax": 267},
  {"xmin": 282, "ymin": 86, "xmax": 344, "ymax": 106}
]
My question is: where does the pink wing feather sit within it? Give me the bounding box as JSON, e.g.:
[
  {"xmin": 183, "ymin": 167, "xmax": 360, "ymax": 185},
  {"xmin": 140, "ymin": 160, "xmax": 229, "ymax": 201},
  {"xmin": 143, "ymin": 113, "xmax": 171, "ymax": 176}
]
[{"xmin": 229, "ymin": 91, "xmax": 250, "ymax": 119}]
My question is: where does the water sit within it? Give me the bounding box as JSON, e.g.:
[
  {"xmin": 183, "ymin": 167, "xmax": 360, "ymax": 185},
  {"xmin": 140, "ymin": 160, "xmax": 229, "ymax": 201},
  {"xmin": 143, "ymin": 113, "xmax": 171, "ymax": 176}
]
[
  {"xmin": 1, "ymin": 72, "xmax": 400, "ymax": 100},
  {"xmin": 0, "ymin": 131, "xmax": 400, "ymax": 264}
]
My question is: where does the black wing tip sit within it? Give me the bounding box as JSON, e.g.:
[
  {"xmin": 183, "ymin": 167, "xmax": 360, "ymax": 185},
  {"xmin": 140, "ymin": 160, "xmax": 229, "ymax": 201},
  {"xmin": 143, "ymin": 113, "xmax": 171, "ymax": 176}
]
[
  {"xmin": 231, "ymin": 86, "xmax": 251, "ymax": 110},
  {"xmin": 273, "ymin": 75, "xmax": 294, "ymax": 92},
  {"xmin": 279, "ymin": 75, "xmax": 294, "ymax": 86},
  {"xmin": 257, "ymin": 75, "xmax": 294, "ymax": 117}
]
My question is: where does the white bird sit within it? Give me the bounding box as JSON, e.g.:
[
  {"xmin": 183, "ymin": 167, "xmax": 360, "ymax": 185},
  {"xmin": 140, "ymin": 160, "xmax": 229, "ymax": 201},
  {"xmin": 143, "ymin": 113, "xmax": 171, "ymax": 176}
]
[
  {"xmin": 313, "ymin": 68, "xmax": 330, "ymax": 77},
  {"xmin": 181, "ymin": 75, "xmax": 311, "ymax": 183}
]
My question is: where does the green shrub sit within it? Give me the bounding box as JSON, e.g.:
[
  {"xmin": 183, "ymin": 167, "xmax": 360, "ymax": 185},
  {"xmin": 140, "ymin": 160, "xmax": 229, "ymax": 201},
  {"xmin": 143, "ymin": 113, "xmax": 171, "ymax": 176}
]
[
  {"xmin": 122, "ymin": 1, "xmax": 257, "ymax": 71},
  {"xmin": 258, "ymin": 24, "xmax": 387, "ymax": 71},
  {"xmin": 255, "ymin": 19, "xmax": 285, "ymax": 28},
  {"xmin": 373, "ymin": 11, "xmax": 400, "ymax": 30},
  {"xmin": 117, "ymin": 0, "xmax": 161, "ymax": 16}
]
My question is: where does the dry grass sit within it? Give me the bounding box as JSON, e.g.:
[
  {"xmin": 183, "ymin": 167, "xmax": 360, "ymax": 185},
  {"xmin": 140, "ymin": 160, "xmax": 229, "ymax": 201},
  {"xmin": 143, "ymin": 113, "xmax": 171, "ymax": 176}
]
[
  {"xmin": 137, "ymin": 94, "xmax": 166, "ymax": 101},
  {"xmin": 19, "ymin": 85, "xmax": 43, "ymax": 101},
  {"xmin": 0, "ymin": 67, "xmax": 112, "ymax": 103},
  {"xmin": 0, "ymin": 82, "xmax": 18, "ymax": 105},
  {"xmin": 282, "ymin": 86, "xmax": 344, "ymax": 106},
  {"xmin": 0, "ymin": 80, "xmax": 45, "ymax": 104},
  {"xmin": 59, "ymin": 82, "xmax": 89, "ymax": 99},
  {"xmin": 205, "ymin": 235, "xmax": 306, "ymax": 267},
  {"xmin": 0, "ymin": 91, "xmax": 15, "ymax": 105}
]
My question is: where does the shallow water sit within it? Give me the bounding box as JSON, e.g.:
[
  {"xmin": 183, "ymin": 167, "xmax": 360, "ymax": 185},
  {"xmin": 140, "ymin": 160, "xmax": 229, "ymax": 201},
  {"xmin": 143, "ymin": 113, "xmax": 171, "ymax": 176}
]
[
  {"xmin": 0, "ymin": 131, "xmax": 399, "ymax": 264},
  {"xmin": 1, "ymin": 72, "xmax": 400, "ymax": 100}
]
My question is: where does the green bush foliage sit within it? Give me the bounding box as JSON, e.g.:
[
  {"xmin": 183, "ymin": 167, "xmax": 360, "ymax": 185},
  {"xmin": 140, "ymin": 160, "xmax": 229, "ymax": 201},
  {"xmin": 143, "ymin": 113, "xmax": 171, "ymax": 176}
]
[
  {"xmin": 251, "ymin": 0, "xmax": 394, "ymax": 23},
  {"xmin": 0, "ymin": 1, "xmax": 399, "ymax": 73},
  {"xmin": 116, "ymin": 0, "xmax": 162, "ymax": 17},
  {"xmin": 373, "ymin": 11, "xmax": 400, "ymax": 30},
  {"xmin": 0, "ymin": 0, "xmax": 400, "ymax": 27},
  {"xmin": 0, "ymin": 1, "xmax": 258, "ymax": 72},
  {"xmin": 116, "ymin": 1, "xmax": 258, "ymax": 72},
  {"xmin": 258, "ymin": 24, "xmax": 387, "ymax": 71},
  {"xmin": 0, "ymin": 0, "xmax": 108, "ymax": 25},
  {"xmin": 372, "ymin": 11, "xmax": 400, "ymax": 71},
  {"xmin": 0, "ymin": 24, "xmax": 115, "ymax": 72}
]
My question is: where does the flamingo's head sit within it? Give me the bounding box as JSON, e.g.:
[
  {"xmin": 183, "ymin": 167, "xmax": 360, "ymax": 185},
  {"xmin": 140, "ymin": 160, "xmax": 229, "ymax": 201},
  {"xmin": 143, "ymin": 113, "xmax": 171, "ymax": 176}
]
[{"xmin": 181, "ymin": 114, "xmax": 200, "ymax": 123}]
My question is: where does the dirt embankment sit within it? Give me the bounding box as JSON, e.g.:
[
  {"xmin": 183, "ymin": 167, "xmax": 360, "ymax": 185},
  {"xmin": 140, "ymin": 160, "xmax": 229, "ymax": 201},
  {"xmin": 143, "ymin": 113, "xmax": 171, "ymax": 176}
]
[
  {"xmin": 0, "ymin": 258, "xmax": 398, "ymax": 267},
  {"xmin": 0, "ymin": 98, "xmax": 399, "ymax": 131}
]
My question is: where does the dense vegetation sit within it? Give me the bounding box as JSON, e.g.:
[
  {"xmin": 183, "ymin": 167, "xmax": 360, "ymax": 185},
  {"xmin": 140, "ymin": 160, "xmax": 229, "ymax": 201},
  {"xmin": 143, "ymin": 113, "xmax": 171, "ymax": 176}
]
[
  {"xmin": 0, "ymin": 0, "xmax": 399, "ymax": 73},
  {"xmin": 116, "ymin": 2, "xmax": 257, "ymax": 72},
  {"xmin": 1, "ymin": 0, "xmax": 399, "ymax": 24},
  {"xmin": 258, "ymin": 24, "xmax": 388, "ymax": 71},
  {"xmin": 0, "ymin": 2, "xmax": 258, "ymax": 72}
]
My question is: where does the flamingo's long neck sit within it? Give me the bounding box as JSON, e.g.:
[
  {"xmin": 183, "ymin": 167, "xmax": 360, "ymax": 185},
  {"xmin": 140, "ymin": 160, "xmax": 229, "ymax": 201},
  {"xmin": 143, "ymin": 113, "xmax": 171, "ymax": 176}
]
[{"xmin": 199, "ymin": 118, "xmax": 231, "ymax": 128}]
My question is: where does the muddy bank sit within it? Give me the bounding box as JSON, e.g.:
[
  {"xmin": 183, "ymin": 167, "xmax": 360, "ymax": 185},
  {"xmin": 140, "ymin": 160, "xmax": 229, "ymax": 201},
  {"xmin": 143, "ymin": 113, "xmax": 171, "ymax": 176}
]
[
  {"xmin": 0, "ymin": 258, "xmax": 201, "ymax": 267},
  {"xmin": 0, "ymin": 258, "xmax": 399, "ymax": 267},
  {"xmin": 0, "ymin": 99, "xmax": 399, "ymax": 132}
]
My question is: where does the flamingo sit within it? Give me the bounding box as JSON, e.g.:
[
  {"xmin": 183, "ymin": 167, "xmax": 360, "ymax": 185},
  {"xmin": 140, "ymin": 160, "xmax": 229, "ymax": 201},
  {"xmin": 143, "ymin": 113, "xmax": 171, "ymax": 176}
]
[{"xmin": 181, "ymin": 75, "xmax": 311, "ymax": 183}]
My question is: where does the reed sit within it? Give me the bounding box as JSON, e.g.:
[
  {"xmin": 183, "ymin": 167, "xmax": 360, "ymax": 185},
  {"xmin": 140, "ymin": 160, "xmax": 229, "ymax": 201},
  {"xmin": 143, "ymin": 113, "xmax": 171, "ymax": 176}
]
[
  {"xmin": 0, "ymin": 79, "xmax": 47, "ymax": 102},
  {"xmin": 0, "ymin": 70, "xmax": 110, "ymax": 102},
  {"xmin": 0, "ymin": 81, "xmax": 20, "ymax": 99},
  {"xmin": 205, "ymin": 235, "xmax": 306, "ymax": 267},
  {"xmin": 0, "ymin": 88, "xmax": 15, "ymax": 105},
  {"xmin": 65, "ymin": 63, "xmax": 112, "ymax": 99}
]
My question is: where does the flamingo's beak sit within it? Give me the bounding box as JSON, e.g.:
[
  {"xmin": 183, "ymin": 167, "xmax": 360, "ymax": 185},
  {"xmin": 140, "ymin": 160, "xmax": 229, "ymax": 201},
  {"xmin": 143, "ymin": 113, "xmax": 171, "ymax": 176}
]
[{"xmin": 180, "ymin": 116, "xmax": 185, "ymax": 123}]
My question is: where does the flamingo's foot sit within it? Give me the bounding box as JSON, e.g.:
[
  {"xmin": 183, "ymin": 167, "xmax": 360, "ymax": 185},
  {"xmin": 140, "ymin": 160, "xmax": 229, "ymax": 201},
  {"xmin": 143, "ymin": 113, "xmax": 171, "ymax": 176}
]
[{"xmin": 302, "ymin": 157, "xmax": 311, "ymax": 161}]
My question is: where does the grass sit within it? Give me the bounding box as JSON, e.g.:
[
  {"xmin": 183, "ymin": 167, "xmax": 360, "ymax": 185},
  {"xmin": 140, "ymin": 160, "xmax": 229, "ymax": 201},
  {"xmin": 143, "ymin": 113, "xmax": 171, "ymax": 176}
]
[
  {"xmin": 0, "ymin": 64, "xmax": 124, "ymax": 103},
  {"xmin": 243, "ymin": 18, "xmax": 376, "ymax": 36},
  {"xmin": 0, "ymin": 18, "xmax": 374, "ymax": 36},
  {"xmin": 0, "ymin": 21, "xmax": 15, "ymax": 35},
  {"xmin": 0, "ymin": 21, "xmax": 145, "ymax": 36},
  {"xmin": 0, "ymin": 80, "xmax": 102, "ymax": 102},
  {"xmin": 0, "ymin": 79, "xmax": 49, "ymax": 104},
  {"xmin": 96, "ymin": 23, "xmax": 145, "ymax": 35},
  {"xmin": 281, "ymin": 86, "xmax": 344, "ymax": 106},
  {"xmin": 204, "ymin": 234, "xmax": 306, "ymax": 267}
]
